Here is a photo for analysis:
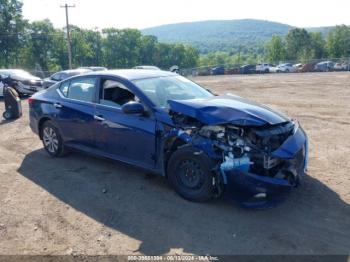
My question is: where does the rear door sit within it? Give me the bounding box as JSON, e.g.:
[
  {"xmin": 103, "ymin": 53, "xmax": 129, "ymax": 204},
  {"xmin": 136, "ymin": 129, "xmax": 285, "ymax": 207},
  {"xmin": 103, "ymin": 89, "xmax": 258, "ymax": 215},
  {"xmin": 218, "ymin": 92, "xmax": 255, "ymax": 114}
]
[
  {"xmin": 93, "ymin": 76, "xmax": 157, "ymax": 169},
  {"xmin": 55, "ymin": 76, "xmax": 98, "ymax": 148}
]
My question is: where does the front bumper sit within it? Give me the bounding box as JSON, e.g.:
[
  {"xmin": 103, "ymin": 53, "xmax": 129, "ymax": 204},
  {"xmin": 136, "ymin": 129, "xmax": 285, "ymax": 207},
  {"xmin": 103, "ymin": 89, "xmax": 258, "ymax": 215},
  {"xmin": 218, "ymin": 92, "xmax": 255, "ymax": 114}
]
[
  {"xmin": 17, "ymin": 82, "xmax": 43, "ymax": 95},
  {"xmin": 222, "ymin": 126, "xmax": 308, "ymax": 208}
]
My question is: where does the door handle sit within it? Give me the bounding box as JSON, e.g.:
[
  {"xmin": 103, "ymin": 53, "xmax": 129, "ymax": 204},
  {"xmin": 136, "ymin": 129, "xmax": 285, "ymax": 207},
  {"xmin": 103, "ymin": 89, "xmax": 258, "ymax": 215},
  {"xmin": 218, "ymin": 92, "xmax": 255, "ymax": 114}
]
[
  {"xmin": 94, "ymin": 115, "xmax": 105, "ymax": 121},
  {"xmin": 53, "ymin": 103, "xmax": 62, "ymax": 108}
]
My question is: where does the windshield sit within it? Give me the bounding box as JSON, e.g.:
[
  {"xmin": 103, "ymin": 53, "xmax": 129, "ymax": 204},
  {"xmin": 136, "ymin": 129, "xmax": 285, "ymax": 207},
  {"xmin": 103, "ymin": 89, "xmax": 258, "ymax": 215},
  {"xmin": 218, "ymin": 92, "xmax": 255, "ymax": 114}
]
[{"xmin": 133, "ymin": 75, "xmax": 213, "ymax": 108}]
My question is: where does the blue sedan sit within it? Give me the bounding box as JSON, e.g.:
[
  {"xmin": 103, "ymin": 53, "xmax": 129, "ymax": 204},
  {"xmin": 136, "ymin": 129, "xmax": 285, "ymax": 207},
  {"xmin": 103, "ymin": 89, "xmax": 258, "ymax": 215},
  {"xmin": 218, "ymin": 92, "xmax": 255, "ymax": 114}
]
[{"xmin": 29, "ymin": 70, "xmax": 308, "ymax": 207}]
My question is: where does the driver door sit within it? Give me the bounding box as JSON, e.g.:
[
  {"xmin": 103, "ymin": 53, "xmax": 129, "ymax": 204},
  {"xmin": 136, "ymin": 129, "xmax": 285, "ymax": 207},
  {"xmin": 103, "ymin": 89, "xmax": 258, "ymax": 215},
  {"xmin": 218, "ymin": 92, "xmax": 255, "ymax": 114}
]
[{"xmin": 93, "ymin": 77, "xmax": 157, "ymax": 169}]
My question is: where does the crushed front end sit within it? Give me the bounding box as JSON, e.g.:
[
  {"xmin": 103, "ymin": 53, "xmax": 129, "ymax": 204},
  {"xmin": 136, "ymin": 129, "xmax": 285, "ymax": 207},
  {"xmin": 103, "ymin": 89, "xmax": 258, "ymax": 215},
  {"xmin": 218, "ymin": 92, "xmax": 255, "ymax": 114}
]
[{"xmin": 168, "ymin": 113, "xmax": 308, "ymax": 208}]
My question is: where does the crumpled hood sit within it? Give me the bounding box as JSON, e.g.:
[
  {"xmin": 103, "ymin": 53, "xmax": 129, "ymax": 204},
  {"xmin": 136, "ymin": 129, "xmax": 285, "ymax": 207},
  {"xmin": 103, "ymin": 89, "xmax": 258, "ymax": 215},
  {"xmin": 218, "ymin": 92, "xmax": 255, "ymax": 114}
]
[{"xmin": 168, "ymin": 94, "xmax": 290, "ymax": 126}]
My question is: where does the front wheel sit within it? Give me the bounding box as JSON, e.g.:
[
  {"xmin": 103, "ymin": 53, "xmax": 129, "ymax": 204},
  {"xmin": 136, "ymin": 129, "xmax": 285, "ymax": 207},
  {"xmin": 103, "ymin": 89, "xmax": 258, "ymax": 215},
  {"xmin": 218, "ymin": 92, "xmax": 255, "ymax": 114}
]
[
  {"xmin": 41, "ymin": 121, "xmax": 67, "ymax": 157},
  {"xmin": 167, "ymin": 146, "xmax": 215, "ymax": 202}
]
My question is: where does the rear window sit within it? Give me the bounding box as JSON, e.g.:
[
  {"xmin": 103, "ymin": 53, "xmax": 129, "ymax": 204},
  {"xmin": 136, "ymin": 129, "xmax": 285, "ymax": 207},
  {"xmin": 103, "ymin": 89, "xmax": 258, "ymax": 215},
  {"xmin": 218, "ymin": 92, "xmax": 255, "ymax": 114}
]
[{"xmin": 59, "ymin": 77, "xmax": 97, "ymax": 102}]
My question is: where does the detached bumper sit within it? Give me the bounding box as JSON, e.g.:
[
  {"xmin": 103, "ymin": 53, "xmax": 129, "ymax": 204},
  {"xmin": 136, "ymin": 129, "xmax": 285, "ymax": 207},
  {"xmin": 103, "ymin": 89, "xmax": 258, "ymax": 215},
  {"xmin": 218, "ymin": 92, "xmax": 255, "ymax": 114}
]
[{"xmin": 222, "ymin": 126, "xmax": 308, "ymax": 208}]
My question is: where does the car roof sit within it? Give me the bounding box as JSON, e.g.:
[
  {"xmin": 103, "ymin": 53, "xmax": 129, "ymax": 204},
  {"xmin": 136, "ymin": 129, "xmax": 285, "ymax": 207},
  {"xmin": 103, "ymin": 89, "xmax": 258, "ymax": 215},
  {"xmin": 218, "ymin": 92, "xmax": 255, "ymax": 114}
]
[
  {"xmin": 85, "ymin": 69, "xmax": 176, "ymax": 81},
  {"xmin": 78, "ymin": 66, "xmax": 108, "ymax": 71},
  {"xmin": 0, "ymin": 69, "xmax": 27, "ymax": 73},
  {"xmin": 56, "ymin": 69, "xmax": 92, "ymax": 75},
  {"xmin": 133, "ymin": 65, "xmax": 160, "ymax": 70}
]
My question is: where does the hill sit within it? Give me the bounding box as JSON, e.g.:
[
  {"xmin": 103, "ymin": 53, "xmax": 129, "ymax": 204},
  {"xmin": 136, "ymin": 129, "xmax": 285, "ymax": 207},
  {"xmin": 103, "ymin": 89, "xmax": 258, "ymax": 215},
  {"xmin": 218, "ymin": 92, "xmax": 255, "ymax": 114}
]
[{"xmin": 141, "ymin": 19, "xmax": 331, "ymax": 53}]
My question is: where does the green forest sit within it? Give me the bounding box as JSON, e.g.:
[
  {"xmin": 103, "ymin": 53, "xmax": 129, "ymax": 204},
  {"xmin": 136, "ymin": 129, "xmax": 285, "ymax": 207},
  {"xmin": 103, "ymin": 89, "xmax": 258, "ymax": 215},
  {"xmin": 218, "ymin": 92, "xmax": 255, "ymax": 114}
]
[
  {"xmin": 199, "ymin": 26, "xmax": 350, "ymax": 66},
  {"xmin": 0, "ymin": 0, "xmax": 199, "ymax": 72},
  {"xmin": 1, "ymin": 0, "xmax": 350, "ymax": 73}
]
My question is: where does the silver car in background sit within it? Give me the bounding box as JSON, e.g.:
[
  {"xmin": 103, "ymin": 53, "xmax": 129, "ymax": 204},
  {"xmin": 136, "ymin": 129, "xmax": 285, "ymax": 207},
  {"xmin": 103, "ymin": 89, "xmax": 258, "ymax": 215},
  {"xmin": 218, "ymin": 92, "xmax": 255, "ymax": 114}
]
[
  {"xmin": 276, "ymin": 63, "xmax": 297, "ymax": 73},
  {"xmin": 0, "ymin": 69, "xmax": 43, "ymax": 96},
  {"xmin": 42, "ymin": 68, "xmax": 92, "ymax": 89}
]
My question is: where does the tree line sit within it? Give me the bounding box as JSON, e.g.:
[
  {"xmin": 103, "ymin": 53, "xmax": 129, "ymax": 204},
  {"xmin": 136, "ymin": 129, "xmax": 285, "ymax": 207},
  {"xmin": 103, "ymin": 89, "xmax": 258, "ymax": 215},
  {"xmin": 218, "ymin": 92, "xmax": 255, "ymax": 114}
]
[
  {"xmin": 265, "ymin": 27, "xmax": 350, "ymax": 64},
  {"xmin": 198, "ymin": 26, "xmax": 350, "ymax": 67},
  {"xmin": 1, "ymin": 0, "xmax": 349, "ymax": 72},
  {"xmin": 0, "ymin": 0, "xmax": 199, "ymax": 72}
]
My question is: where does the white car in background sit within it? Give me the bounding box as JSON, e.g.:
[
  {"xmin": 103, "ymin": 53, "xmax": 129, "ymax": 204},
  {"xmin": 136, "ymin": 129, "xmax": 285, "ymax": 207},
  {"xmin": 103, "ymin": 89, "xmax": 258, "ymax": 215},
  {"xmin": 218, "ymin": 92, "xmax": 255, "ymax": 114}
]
[
  {"xmin": 276, "ymin": 63, "xmax": 297, "ymax": 73},
  {"xmin": 133, "ymin": 65, "xmax": 161, "ymax": 70},
  {"xmin": 0, "ymin": 81, "xmax": 3, "ymax": 97},
  {"xmin": 256, "ymin": 63, "xmax": 273, "ymax": 73}
]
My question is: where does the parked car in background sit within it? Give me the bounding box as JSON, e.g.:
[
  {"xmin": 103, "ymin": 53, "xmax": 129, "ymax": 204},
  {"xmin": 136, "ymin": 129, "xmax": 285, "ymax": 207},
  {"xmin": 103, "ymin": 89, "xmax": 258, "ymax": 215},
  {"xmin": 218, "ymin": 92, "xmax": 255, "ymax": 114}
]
[
  {"xmin": 276, "ymin": 63, "xmax": 297, "ymax": 73},
  {"xmin": 197, "ymin": 67, "xmax": 211, "ymax": 76},
  {"xmin": 169, "ymin": 65, "xmax": 179, "ymax": 73},
  {"xmin": 240, "ymin": 64, "xmax": 256, "ymax": 74},
  {"xmin": 0, "ymin": 80, "xmax": 3, "ymax": 97},
  {"xmin": 78, "ymin": 66, "xmax": 108, "ymax": 72},
  {"xmin": 225, "ymin": 66, "xmax": 240, "ymax": 75},
  {"xmin": 43, "ymin": 68, "xmax": 92, "ymax": 89},
  {"xmin": 268, "ymin": 65, "xmax": 278, "ymax": 73},
  {"xmin": 314, "ymin": 61, "xmax": 335, "ymax": 72},
  {"xmin": 334, "ymin": 63, "xmax": 343, "ymax": 71},
  {"xmin": 256, "ymin": 63, "xmax": 273, "ymax": 73},
  {"xmin": 293, "ymin": 63, "xmax": 303, "ymax": 70},
  {"xmin": 0, "ymin": 69, "xmax": 43, "ymax": 96},
  {"xmin": 28, "ymin": 69, "xmax": 308, "ymax": 208},
  {"xmin": 133, "ymin": 65, "xmax": 161, "ymax": 70},
  {"xmin": 343, "ymin": 63, "xmax": 350, "ymax": 71},
  {"xmin": 211, "ymin": 66, "xmax": 225, "ymax": 75},
  {"xmin": 297, "ymin": 63, "xmax": 316, "ymax": 73},
  {"xmin": 334, "ymin": 62, "xmax": 350, "ymax": 71}
]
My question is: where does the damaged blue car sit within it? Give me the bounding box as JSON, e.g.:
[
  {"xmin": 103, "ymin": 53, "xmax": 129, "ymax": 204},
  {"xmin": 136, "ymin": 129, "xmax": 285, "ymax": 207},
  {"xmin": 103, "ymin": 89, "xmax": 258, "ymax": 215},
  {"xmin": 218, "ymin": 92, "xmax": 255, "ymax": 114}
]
[{"xmin": 29, "ymin": 70, "xmax": 308, "ymax": 208}]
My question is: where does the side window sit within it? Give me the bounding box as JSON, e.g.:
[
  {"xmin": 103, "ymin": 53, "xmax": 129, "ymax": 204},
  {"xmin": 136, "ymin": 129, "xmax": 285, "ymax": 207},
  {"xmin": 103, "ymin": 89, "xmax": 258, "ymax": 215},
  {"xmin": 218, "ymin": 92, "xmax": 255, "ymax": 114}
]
[
  {"xmin": 59, "ymin": 73, "xmax": 67, "ymax": 81},
  {"xmin": 51, "ymin": 73, "xmax": 61, "ymax": 81},
  {"xmin": 59, "ymin": 81, "xmax": 70, "ymax": 97},
  {"xmin": 67, "ymin": 77, "xmax": 96, "ymax": 102},
  {"xmin": 99, "ymin": 79, "xmax": 137, "ymax": 108}
]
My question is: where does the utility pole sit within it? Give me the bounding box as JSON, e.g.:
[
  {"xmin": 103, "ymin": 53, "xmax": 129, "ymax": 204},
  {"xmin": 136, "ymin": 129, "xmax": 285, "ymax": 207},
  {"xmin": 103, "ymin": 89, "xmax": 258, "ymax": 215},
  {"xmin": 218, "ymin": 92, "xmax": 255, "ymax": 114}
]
[
  {"xmin": 60, "ymin": 4, "xmax": 75, "ymax": 69},
  {"xmin": 237, "ymin": 45, "xmax": 241, "ymax": 66}
]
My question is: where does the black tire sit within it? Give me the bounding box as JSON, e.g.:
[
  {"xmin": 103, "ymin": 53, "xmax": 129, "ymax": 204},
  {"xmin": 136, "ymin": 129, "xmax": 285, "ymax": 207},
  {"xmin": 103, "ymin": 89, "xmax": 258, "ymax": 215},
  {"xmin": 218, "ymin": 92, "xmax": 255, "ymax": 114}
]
[
  {"xmin": 167, "ymin": 146, "xmax": 215, "ymax": 202},
  {"xmin": 41, "ymin": 121, "xmax": 67, "ymax": 157},
  {"xmin": 264, "ymin": 69, "xmax": 269, "ymax": 73},
  {"xmin": 3, "ymin": 111, "xmax": 12, "ymax": 120}
]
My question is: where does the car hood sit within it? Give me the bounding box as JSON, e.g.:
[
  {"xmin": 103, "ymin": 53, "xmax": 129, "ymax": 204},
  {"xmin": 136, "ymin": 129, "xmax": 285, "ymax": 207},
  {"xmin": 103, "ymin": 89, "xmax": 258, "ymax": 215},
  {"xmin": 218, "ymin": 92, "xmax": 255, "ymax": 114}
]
[
  {"xmin": 168, "ymin": 94, "xmax": 290, "ymax": 126},
  {"xmin": 11, "ymin": 75, "xmax": 41, "ymax": 82}
]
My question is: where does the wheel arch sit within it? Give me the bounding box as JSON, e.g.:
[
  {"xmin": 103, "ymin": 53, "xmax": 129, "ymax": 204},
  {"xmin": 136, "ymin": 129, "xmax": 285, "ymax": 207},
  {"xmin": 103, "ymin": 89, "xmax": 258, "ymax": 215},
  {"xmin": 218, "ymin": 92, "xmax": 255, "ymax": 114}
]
[
  {"xmin": 38, "ymin": 116, "xmax": 52, "ymax": 140},
  {"xmin": 163, "ymin": 136, "xmax": 188, "ymax": 176}
]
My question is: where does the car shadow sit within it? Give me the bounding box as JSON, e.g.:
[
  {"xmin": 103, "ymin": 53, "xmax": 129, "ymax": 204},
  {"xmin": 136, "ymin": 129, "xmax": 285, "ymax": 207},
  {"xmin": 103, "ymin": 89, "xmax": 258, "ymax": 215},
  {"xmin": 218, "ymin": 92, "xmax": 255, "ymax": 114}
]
[
  {"xmin": 0, "ymin": 118, "xmax": 18, "ymax": 125},
  {"xmin": 17, "ymin": 149, "xmax": 350, "ymax": 255}
]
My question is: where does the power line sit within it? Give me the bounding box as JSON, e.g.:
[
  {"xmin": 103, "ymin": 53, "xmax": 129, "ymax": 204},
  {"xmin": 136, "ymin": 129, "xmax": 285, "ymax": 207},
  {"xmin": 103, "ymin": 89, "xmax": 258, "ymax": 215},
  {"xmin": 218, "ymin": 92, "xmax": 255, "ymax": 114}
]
[{"xmin": 60, "ymin": 3, "xmax": 75, "ymax": 69}]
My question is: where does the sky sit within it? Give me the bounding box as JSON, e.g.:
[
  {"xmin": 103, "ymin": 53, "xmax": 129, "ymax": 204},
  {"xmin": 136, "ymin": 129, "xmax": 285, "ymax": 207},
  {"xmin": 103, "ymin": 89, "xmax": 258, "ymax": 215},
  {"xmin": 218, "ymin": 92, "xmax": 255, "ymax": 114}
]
[{"xmin": 22, "ymin": 0, "xmax": 350, "ymax": 30}]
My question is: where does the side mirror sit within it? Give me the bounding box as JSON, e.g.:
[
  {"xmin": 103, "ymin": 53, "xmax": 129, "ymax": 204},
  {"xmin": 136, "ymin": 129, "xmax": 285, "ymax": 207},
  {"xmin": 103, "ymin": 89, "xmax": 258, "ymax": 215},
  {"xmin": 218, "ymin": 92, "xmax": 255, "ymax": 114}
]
[{"xmin": 122, "ymin": 101, "xmax": 145, "ymax": 114}]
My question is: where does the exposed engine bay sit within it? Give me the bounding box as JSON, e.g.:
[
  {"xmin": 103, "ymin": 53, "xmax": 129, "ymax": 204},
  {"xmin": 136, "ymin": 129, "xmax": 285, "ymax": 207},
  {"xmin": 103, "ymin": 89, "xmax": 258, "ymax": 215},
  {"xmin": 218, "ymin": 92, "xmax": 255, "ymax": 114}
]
[{"xmin": 169, "ymin": 111, "xmax": 308, "ymax": 199}]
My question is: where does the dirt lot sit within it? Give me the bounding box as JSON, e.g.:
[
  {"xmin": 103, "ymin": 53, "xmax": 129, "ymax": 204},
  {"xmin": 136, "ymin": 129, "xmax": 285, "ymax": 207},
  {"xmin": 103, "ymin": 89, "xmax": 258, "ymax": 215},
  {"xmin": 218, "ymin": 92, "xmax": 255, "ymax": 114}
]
[{"xmin": 0, "ymin": 72, "xmax": 349, "ymax": 256}]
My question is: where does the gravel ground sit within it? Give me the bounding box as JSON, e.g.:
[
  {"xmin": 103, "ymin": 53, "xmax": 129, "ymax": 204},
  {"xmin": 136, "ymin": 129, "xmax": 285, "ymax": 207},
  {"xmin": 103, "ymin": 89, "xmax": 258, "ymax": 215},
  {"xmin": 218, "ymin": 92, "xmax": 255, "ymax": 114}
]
[{"xmin": 0, "ymin": 72, "xmax": 349, "ymax": 255}]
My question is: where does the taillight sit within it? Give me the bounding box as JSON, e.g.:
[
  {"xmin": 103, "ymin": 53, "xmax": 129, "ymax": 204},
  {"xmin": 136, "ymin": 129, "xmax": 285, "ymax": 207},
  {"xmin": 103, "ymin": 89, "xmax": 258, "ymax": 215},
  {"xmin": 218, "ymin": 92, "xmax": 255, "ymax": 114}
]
[{"xmin": 28, "ymin": 98, "xmax": 34, "ymax": 105}]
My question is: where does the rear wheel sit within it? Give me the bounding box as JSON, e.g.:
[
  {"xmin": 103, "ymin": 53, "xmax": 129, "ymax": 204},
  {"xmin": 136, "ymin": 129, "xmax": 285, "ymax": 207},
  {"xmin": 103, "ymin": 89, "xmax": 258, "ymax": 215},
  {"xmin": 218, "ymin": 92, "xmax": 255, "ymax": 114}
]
[
  {"xmin": 167, "ymin": 146, "xmax": 215, "ymax": 202},
  {"xmin": 3, "ymin": 111, "xmax": 12, "ymax": 120},
  {"xmin": 41, "ymin": 121, "xmax": 67, "ymax": 157}
]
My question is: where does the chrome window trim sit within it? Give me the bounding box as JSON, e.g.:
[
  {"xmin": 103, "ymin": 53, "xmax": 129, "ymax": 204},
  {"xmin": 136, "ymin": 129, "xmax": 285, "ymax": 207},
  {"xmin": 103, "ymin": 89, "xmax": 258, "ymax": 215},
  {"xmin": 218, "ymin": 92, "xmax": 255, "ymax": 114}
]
[{"xmin": 56, "ymin": 87, "xmax": 96, "ymax": 106}]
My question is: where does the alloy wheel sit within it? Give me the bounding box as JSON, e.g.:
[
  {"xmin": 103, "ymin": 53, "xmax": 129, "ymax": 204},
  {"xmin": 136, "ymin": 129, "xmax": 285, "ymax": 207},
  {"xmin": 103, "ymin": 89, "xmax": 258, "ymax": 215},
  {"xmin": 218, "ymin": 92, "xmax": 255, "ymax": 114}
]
[{"xmin": 43, "ymin": 127, "xmax": 59, "ymax": 154}]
